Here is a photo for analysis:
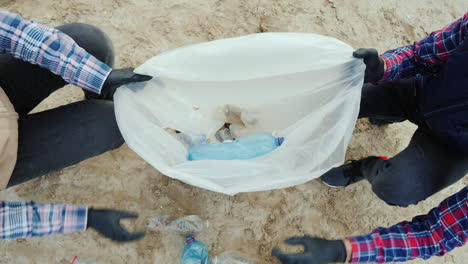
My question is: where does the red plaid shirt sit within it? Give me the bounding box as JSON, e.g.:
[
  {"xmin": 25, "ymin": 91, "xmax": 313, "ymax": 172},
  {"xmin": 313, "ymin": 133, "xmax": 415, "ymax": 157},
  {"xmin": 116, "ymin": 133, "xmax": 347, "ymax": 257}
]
[
  {"xmin": 348, "ymin": 14, "xmax": 468, "ymax": 262},
  {"xmin": 348, "ymin": 186, "xmax": 467, "ymax": 263},
  {"xmin": 379, "ymin": 13, "xmax": 468, "ymax": 81}
]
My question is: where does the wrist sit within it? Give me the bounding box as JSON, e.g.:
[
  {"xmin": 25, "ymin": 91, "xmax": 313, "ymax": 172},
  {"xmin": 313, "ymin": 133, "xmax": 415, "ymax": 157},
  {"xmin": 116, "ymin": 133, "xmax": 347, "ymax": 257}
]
[
  {"xmin": 86, "ymin": 208, "xmax": 95, "ymax": 228},
  {"xmin": 378, "ymin": 56, "xmax": 389, "ymax": 82},
  {"xmin": 343, "ymin": 239, "xmax": 352, "ymax": 263}
]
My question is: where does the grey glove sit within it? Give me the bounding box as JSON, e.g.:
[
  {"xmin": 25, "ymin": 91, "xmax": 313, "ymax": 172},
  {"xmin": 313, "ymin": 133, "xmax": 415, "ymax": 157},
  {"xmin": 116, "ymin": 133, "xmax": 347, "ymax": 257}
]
[
  {"xmin": 353, "ymin": 48, "xmax": 385, "ymax": 83},
  {"xmin": 272, "ymin": 236, "xmax": 346, "ymax": 264}
]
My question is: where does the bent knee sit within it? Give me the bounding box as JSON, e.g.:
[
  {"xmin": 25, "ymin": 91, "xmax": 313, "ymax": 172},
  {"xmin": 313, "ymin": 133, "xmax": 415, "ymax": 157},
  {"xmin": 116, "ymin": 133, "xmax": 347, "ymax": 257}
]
[
  {"xmin": 56, "ymin": 23, "xmax": 115, "ymax": 67},
  {"xmin": 86, "ymin": 100, "xmax": 124, "ymax": 148},
  {"xmin": 371, "ymin": 183, "xmax": 426, "ymax": 207}
]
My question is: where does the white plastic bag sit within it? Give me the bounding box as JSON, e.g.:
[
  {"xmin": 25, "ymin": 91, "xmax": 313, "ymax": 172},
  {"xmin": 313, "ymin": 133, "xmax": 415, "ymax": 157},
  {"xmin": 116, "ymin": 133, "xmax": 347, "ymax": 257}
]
[{"xmin": 114, "ymin": 33, "xmax": 364, "ymax": 195}]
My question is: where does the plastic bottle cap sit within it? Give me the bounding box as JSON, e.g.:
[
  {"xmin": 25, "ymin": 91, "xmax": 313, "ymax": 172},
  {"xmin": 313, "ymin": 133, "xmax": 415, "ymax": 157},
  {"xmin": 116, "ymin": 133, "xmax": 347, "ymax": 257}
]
[
  {"xmin": 186, "ymin": 235, "xmax": 195, "ymax": 243},
  {"xmin": 276, "ymin": 137, "xmax": 285, "ymax": 146}
]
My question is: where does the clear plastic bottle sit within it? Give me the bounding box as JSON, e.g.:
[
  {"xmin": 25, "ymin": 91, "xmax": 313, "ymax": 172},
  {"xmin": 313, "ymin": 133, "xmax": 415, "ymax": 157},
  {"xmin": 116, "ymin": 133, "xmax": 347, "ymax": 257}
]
[
  {"xmin": 188, "ymin": 133, "xmax": 284, "ymax": 161},
  {"xmin": 174, "ymin": 133, "xmax": 208, "ymax": 148},
  {"xmin": 182, "ymin": 236, "xmax": 211, "ymax": 264},
  {"xmin": 147, "ymin": 215, "xmax": 208, "ymax": 234}
]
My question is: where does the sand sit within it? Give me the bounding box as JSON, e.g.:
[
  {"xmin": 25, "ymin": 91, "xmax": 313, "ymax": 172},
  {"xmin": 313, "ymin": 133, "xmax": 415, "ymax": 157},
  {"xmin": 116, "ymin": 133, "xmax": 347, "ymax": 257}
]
[{"xmin": 0, "ymin": 0, "xmax": 467, "ymax": 263}]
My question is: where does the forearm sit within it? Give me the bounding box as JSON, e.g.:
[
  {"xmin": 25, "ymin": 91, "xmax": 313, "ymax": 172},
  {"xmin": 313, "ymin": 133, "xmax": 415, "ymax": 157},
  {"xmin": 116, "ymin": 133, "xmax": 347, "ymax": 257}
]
[
  {"xmin": 0, "ymin": 10, "xmax": 111, "ymax": 93},
  {"xmin": 347, "ymin": 187, "xmax": 467, "ymax": 263},
  {"xmin": 0, "ymin": 201, "xmax": 88, "ymax": 239},
  {"xmin": 379, "ymin": 12, "xmax": 468, "ymax": 81}
]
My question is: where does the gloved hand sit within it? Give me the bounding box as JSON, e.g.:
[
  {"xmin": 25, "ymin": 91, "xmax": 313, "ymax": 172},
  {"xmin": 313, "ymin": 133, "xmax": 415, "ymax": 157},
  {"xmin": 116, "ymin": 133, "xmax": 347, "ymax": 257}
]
[
  {"xmin": 96, "ymin": 68, "xmax": 152, "ymax": 100},
  {"xmin": 87, "ymin": 208, "xmax": 146, "ymax": 242},
  {"xmin": 353, "ymin": 48, "xmax": 385, "ymax": 83},
  {"xmin": 272, "ymin": 236, "xmax": 346, "ymax": 264}
]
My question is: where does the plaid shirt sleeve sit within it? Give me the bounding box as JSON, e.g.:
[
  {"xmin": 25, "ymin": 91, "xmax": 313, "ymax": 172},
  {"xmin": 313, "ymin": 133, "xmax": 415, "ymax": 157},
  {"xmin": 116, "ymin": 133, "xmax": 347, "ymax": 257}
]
[
  {"xmin": 347, "ymin": 186, "xmax": 468, "ymax": 263},
  {"xmin": 0, "ymin": 10, "xmax": 111, "ymax": 93},
  {"xmin": 379, "ymin": 12, "xmax": 468, "ymax": 81},
  {"xmin": 0, "ymin": 201, "xmax": 88, "ymax": 239}
]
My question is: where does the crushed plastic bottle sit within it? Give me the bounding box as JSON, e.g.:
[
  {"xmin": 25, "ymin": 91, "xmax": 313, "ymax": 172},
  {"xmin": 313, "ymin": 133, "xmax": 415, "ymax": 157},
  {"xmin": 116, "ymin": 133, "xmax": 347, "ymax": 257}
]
[
  {"xmin": 188, "ymin": 133, "xmax": 284, "ymax": 161},
  {"xmin": 215, "ymin": 129, "xmax": 234, "ymax": 142},
  {"xmin": 148, "ymin": 215, "xmax": 209, "ymax": 234},
  {"xmin": 213, "ymin": 251, "xmax": 263, "ymax": 264},
  {"xmin": 182, "ymin": 236, "xmax": 211, "ymax": 264},
  {"xmin": 174, "ymin": 134, "xmax": 208, "ymax": 148}
]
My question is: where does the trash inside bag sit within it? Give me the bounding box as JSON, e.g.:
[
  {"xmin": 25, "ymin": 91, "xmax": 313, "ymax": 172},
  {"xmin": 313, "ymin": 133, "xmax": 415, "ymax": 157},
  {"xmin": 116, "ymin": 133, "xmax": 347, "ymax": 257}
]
[
  {"xmin": 188, "ymin": 133, "xmax": 283, "ymax": 161},
  {"xmin": 114, "ymin": 33, "xmax": 365, "ymax": 195}
]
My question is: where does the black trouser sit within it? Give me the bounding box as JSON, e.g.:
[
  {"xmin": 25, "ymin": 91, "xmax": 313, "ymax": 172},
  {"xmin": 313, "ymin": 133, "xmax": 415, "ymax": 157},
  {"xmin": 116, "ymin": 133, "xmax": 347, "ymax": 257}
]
[
  {"xmin": 1, "ymin": 23, "xmax": 124, "ymax": 188},
  {"xmin": 358, "ymin": 79, "xmax": 468, "ymax": 206}
]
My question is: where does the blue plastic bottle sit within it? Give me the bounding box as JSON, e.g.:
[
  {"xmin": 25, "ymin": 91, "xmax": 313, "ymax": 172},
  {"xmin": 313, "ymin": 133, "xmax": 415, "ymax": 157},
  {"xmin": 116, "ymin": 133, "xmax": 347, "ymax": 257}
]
[
  {"xmin": 181, "ymin": 236, "xmax": 211, "ymax": 264},
  {"xmin": 188, "ymin": 132, "xmax": 284, "ymax": 161}
]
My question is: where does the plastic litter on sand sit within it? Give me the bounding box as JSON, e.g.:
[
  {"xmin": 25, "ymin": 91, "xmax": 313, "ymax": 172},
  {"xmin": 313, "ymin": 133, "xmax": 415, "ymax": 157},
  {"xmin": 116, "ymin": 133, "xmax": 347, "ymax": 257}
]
[{"xmin": 148, "ymin": 215, "xmax": 209, "ymax": 234}]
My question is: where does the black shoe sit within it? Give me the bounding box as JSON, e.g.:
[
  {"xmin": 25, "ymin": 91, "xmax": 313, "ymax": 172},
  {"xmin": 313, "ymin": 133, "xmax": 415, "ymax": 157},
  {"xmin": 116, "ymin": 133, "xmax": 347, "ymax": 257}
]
[
  {"xmin": 369, "ymin": 117, "xmax": 405, "ymax": 126},
  {"xmin": 320, "ymin": 159, "xmax": 366, "ymax": 188}
]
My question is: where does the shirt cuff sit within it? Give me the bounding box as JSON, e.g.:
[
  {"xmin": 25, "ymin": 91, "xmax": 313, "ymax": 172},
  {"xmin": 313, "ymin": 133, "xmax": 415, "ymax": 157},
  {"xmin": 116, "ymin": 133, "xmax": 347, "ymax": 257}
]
[
  {"xmin": 74, "ymin": 54, "xmax": 112, "ymax": 94},
  {"xmin": 379, "ymin": 55, "xmax": 392, "ymax": 82},
  {"xmin": 62, "ymin": 205, "xmax": 88, "ymax": 234},
  {"xmin": 347, "ymin": 232, "xmax": 379, "ymax": 263}
]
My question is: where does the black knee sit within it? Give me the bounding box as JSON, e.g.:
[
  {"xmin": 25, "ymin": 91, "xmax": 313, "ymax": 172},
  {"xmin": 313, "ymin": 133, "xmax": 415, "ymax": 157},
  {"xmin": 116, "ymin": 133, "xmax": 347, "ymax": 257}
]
[
  {"xmin": 56, "ymin": 23, "xmax": 115, "ymax": 67},
  {"xmin": 371, "ymin": 184, "xmax": 422, "ymax": 207},
  {"xmin": 89, "ymin": 100, "xmax": 125, "ymax": 150},
  {"xmin": 369, "ymin": 165, "xmax": 429, "ymax": 207},
  {"xmin": 364, "ymin": 158, "xmax": 427, "ymax": 207}
]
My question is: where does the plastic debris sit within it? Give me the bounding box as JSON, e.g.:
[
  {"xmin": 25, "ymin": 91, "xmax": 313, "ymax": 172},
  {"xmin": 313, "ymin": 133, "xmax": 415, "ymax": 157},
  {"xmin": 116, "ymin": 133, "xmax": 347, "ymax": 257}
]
[{"xmin": 148, "ymin": 215, "xmax": 209, "ymax": 234}]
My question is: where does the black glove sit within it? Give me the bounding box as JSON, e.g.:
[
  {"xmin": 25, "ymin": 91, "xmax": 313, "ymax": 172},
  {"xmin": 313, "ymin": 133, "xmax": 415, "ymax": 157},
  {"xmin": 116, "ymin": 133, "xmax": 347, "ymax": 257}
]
[
  {"xmin": 89, "ymin": 68, "xmax": 152, "ymax": 100},
  {"xmin": 272, "ymin": 236, "xmax": 346, "ymax": 264},
  {"xmin": 353, "ymin": 48, "xmax": 385, "ymax": 83},
  {"xmin": 87, "ymin": 208, "xmax": 146, "ymax": 242}
]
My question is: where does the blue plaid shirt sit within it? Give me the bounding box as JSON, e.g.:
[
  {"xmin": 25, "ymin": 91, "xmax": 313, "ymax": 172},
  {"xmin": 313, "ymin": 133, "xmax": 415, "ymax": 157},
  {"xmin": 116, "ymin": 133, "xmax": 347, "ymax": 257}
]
[
  {"xmin": 0, "ymin": 201, "xmax": 87, "ymax": 239},
  {"xmin": 0, "ymin": 10, "xmax": 111, "ymax": 93}
]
